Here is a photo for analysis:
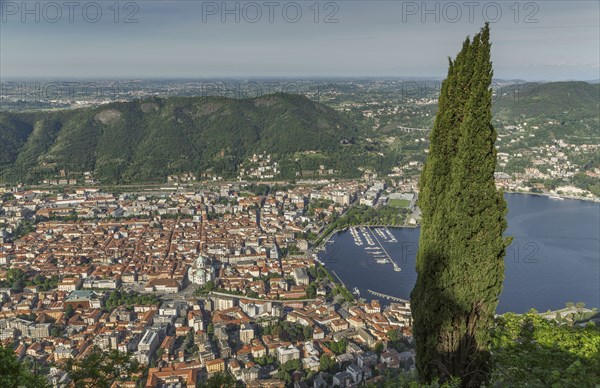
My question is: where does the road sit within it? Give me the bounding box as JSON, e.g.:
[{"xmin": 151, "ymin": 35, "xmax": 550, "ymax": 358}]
[{"xmin": 209, "ymin": 290, "xmax": 317, "ymax": 303}]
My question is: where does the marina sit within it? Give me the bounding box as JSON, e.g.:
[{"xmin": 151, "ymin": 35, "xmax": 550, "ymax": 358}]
[
  {"xmin": 384, "ymin": 227, "xmax": 397, "ymax": 242},
  {"xmin": 367, "ymin": 289, "xmax": 410, "ymax": 304},
  {"xmin": 367, "ymin": 226, "xmax": 401, "ymax": 272},
  {"xmin": 349, "ymin": 227, "xmax": 364, "ymax": 246},
  {"xmin": 360, "ymin": 226, "xmax": 375, "ymax": 246},
  {"xmin": 349, "ymin": 226, "xmax": 399, "ymax": 248},
  {"xmin": 343, "ymin": 226, "xmax": 403, "ymax": 270},
  {"xmin": 318, "ymin": 194, "xmax": 600, "ymax": 313}
]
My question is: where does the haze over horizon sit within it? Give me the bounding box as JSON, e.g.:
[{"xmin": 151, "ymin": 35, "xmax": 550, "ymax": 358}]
[{"xmin": 1, "ymin": 0, "xmax": 599, "ymax": 81}]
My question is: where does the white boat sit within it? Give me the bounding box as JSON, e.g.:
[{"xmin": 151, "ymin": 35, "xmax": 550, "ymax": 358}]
[
  {"xmin": 352, "ymin": 287, "xmax": 360, "ymax": 296},
  {"xmin": 548, "ymin": 194, "xmax": 564, "ymax": 200}
]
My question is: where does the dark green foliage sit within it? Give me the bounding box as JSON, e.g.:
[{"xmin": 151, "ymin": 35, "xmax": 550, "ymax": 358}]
[
  {"xmin": 104, "ymin": 289, "xmax": 159, "ymax": 310},
  {"xmin": 13, "ymin": 220, "xmax": 36, "ymax": 240},
  {"xmin": 0, "ymin": 268, "xmax": 28, "ymax": 292},
  {"xmin": 0, "ymin": 115, "xmax": 34, "ymax": 165},
  {"xmin": 62, "ymin": 346, "xmax": 142, "ymax": 388},
  {"xmin": 305, "ymin": 282, "xmax": 317, "ymax": 299},
  {"xmin": 312, "ymin": 205, "xmax": 409, "ymax": 246},
  {"xmin": 26, "ymin": 274, "xmax": 59, "ymax": 291},
  {"xmin": 493, "ymin": 81, "xmax": 600, "ymax": 138},
  {"xmin": 308, "ymin": 264, "xmax": 335, "ymax": 285},
  {"xmin": 279, "ymin": 359, "xmax": 302, "ymax": 372},
  {"xmin": 491, "ymin": 312, "xmax": 600, "ymax": 386},
  {"xmin": 259, "ymin": 321, "xmax": 312, "ymax": 342},
  {"xmin": 276, "ymin": 359, "xmax": 302, "ymax": 383},
  {"xmin": 64, "ymin": 305, "xmax": 75, "ymax": 320},
  {"xmin": 336, "ymin": 204, "xmax": 410, "ymax": 227},
  {"xmin": 16, "ymin": 313, "xmax": 37, "ymax": 322},
  {"xmin": 0, "ymin": 94, "xmax": 357, "ymax": 183},
  {"xmin": 319, "ymin": 353, "xmax": 336, "ymax": 372},
  {"xmin": 0, "ymin": 345, "xmax": 49, "ymax": 387},
  {"xmin": 326, "ymin": 338, "xmax": 348, "ymax": 355},
  {"xmin": 387, "ymin": 329, "xmax": 410, "ymax": 352},
  {"xmin": 183, "ymin": 330, "xmax": 197, "ymax": 356},
  {"xmin": 197, "ymin": 372, "xmax": 238, "ymax": 387},
  {"xmin": 411, "ymin": 24, "xmax": 511, "ymax": 387},
  {"xmin": 50, "ymin": 325, "xmax": 65, "ymax": 337},
  {"xmin": 253, "ymin": 354, "xmax": 277, "ymax": 366},
  {"xmin": 366, "ymin": 369, "xmax": 462, "ymax": 387},
  {"xmin": 572, "ymin": 172, "xmax": 600, "ymax": 197},
  {"xmin": 368, "ymin": 313, "xmax": 600, "ymax": 387},
  {"xmin": 330, "ymin": 285, "xmax": 354, "ymax": 303},
  {"xmin": 242, "ymin": 183, "xmax": 292, "ymax": 196}
]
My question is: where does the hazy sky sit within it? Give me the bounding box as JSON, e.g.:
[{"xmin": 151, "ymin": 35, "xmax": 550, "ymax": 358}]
[{"xmin": 1, "ymin": 0, "xmax": 598, "ymax": 80}]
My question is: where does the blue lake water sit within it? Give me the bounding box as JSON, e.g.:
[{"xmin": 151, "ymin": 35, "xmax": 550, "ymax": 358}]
[{"xmin": 319, "ymin": 193, "xmax": 600, "ymax": 313}]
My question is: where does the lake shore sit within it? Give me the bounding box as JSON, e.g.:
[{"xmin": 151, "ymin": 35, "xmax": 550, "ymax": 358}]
[
  {"xmin": 504, "ymin": 190, "xmax": 600, "ymax": 203},
  {"xmin": 317, "ymin": 194, "xmax": 600, "ymax": 313},
  {"xmin": 314, "ymin": 192, "xmax": 598, "ymax": 251}
]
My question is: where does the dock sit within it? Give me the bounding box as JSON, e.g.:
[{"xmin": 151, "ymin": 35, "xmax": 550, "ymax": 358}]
[
  {"xmin": 331, "ymin": 270, "xmax": 347, "ymax": 289},
  {"xmin": 367, "ymin": 227, "xmax": 401, "ymax": 272},
  {"xmin": 367, "ymin": 289, "xmax": 410, "ymax": 304}
]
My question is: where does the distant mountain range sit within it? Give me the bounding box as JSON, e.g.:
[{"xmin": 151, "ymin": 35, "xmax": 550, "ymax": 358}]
[{"xmin": 0, "ymin": 81, "xmax": 598, "ymax": 184}]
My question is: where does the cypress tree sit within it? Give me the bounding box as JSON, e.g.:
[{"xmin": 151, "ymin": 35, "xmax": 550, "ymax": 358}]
[{"xmin": 411, "ymin": 24, "xmax": 511, "ymax": 387}]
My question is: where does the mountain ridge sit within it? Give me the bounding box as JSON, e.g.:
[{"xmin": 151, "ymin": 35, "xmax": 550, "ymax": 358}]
[{"xmin": 0, "ymin": 93, "xmax": 357, "ymax": 183}]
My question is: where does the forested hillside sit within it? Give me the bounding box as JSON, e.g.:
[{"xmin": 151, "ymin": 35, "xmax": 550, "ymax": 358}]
[
  {"xmin": 0, "ymin": 94, "xmax": 360, "ymax": 183},
  {"xmin": 493, "ymin": 81, "xmax": 600, "ymax": 140},
  {"xmin": 1, "ymin": 81, "xmax": 598, "ymax": 184}
]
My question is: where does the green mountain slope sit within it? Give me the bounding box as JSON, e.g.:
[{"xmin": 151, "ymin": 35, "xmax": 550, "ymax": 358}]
[
  {"xmin": 1, "ymin": 82, "xmax": 597, "ymax": 184},
  {"xmin": 493, "ymin": 81, "xmax": 600, "ymax": 139},
  {"xmin": 0, "ymin": 94, "xmax": 357, "ymax": 183},
  {"xmin": 494, "ymin": 81, "xmax": 599, "ymax": 115}
]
